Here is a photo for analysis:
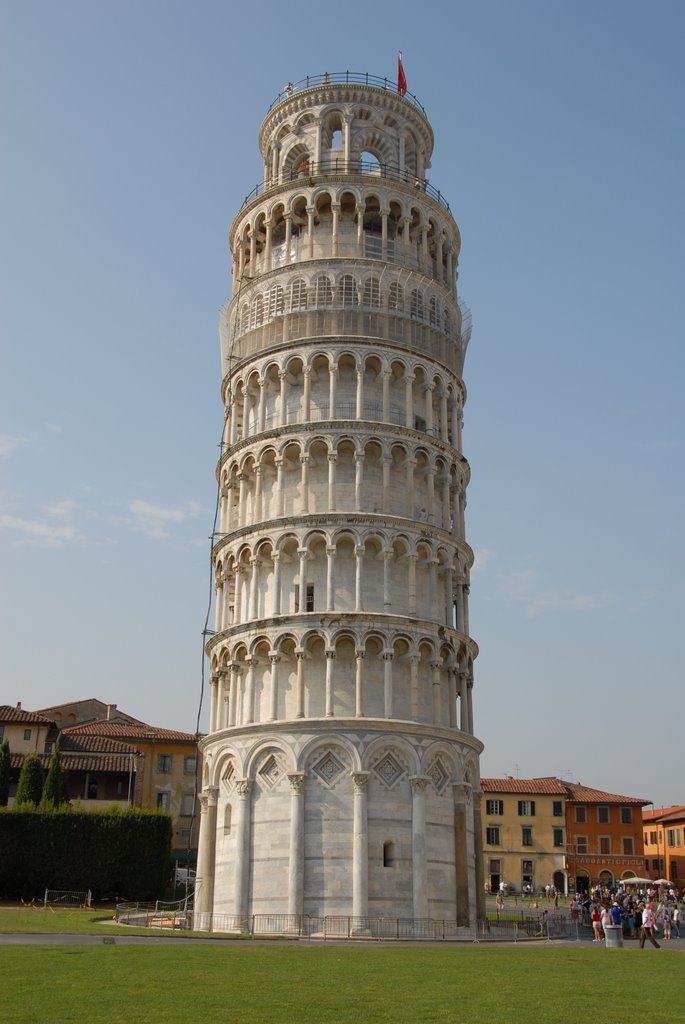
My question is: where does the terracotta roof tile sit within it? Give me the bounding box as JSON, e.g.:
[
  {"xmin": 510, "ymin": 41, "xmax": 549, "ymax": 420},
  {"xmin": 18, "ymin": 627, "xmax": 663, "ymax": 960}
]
[
  {"xmin": 62, "ymin": 721, "xmax": 199, "ymax": 742},
  {"xmin": 643, "ymin": 806, "xmax": 685, "ymax": 823},
  {"xmin": 480, "ymin": 777, "xmax": 567, "ymax": 795},
  {"xmin": 10, "ymin": 752, "xmax": 136, "ymax": 774},
  {"xmin": 59, "ymin": 734, "xmax": 139, "ymax": 755},
  {"xmin": 0, "ymin": 705, "xmax": 54, "ymax": 725},
  {"xmin": 563, "ymin": 782, "xmax": 650, "ymax": 805}
]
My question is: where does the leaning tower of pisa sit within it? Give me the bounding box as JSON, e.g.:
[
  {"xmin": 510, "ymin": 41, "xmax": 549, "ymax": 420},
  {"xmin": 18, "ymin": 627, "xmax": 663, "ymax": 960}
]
[{"xmin": 196, "ymin": 72, "xmax": 485, "ymax": 931}]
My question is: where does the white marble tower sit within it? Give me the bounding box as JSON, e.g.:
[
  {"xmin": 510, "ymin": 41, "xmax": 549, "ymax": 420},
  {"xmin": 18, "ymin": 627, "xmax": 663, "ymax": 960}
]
[{"xmin": 196, "ymin": 72, "xmax": 485, "ymax": 930}]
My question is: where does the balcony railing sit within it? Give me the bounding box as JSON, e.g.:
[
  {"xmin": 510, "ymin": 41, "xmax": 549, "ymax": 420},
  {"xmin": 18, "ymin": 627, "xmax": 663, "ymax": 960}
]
[
  {"xmin": 241, "ymin": 159, "xmax": 451, "ymax": 213},
  {"xmin": 267, "ymin": 71, "xmax": 428, "ymax": 115}
]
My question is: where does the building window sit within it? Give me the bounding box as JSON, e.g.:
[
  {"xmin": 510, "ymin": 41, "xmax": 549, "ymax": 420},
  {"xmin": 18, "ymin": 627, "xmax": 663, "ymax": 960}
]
[
  {"xmin": 486, "ymin": 799, "xmax": 503, "ymax": 815},
  {"xmin": 0, "ymin": 725, "xmax": 4, "ymax": 741},
  {"xmin": 522, "ymin": 860, "xmax": 534, "ymax": 890},
  {"xmin": 553, "ymin": 800, "xmax": 563, "ymax": 817},
  {"xmin": 294, "ymin": 584, "xmax": 315, "ymax": 613},
  {"xmin": 620, "ymin": 807, "xmax": 633, "ymax": 825},
  {"xmin": 44, "ymin": 741, "xmax": 53, "ymax": 755},
  {"xmin": 575, "ymin": 806, "xmax": 587, "ymax": 823},
  {"xmin": 576, "ymin": 836, "xmax": 588, "ymax": 854},
  {"xmin": 650, "ymin": 831, "xmax": 657, "ymax": 844},
  {"xmin": 667, "ymin": 830, "xmax": 676, "ymax": 847},
  {"xmin": 554, "ymin": 828, "xmax": 564, "ymax": 847},
  {"xmin": 87, "ymin": 778, "xmax": 98, "ymax": 800},
  {"xmin": 644, "ymin": 831, "xmax": 649, "ymax": 846},
  {"xmin": 622, "ymin": 837, "xmax": 634, "ymax": 855},
  {"xmin": 383, "ymin": 841, "xmax": 395, "ymax": 868},
  {"xmin": 156, "ymin": 792, "xmax": 171, "ymax": 811},
  {"xmin": 24, "ymin": 729, "xmax": 31, "ymax": 741},
  {"xmin": 489, "ymin": 859, "xmax": 501, "ymax": 874},
  {"xmin": 597, "ymin": 806, "xmax": 610, "ymax": 824},
  {"xmin": 518, "ymin": 800, "xmax": 536, "ymax": 817},
  {"xmin": 184, "ymin": 756, "xmax": 197, "ymax": 775},
  {"xmin": 180, "ymin": 792, "xmax": 195, "ymax": 817},
  {"xmin": 157, "ymin": 754, "xmax": 172, "ymax": 774},
  {"xmin": 522, "ymin": 827, "xmax": 533, "ymax": 846},
  {"xmin": 486, "ymin": 827, "xmax": 500, "ymax": 846},
  {"xmin": 599, "ymin": 836, "xmax": 611, "ymax": 855},
  {"xmin": 652, "ymin": 858, "xmax": 660, "ymax": 871},
  {"xmin": 677, "ymin": 829, "xmax": 683, "ymax": 848}
]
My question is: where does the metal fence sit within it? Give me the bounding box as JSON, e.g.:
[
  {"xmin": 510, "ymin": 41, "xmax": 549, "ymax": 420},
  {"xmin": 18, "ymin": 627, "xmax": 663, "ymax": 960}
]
[
  {"xmin": 44, "ymin": 888, "xmax": 92, "ymax": 909},
  {"xmin": 117, "ymin": 904, "xmax": 582, "ymax": 942}
]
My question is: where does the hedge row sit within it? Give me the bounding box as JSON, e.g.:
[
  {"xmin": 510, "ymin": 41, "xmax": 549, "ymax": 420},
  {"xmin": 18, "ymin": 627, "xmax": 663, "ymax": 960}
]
[{"xmin": 0, "ymin": 806, "xmax": 172, "ymax": 901}]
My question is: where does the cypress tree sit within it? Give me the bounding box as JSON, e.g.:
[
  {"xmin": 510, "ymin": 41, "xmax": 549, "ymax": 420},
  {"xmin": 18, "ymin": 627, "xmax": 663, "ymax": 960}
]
[
  {"xmin": 14, "ymin": 751, "xmax": 44, "ymax": 808},
  {"xmin": 40, "ymin": 746, "xmax": 67, "ymax": 808},
  {"xmin": 0, "ymin": 740, "xmax": 10, "ymax": 806}
]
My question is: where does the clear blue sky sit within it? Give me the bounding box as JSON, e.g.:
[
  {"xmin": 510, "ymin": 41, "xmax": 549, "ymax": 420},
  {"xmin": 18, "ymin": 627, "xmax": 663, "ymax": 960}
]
[{"xmin": 2, "ymin": 1, "xmax": 683, "ymax": 806}]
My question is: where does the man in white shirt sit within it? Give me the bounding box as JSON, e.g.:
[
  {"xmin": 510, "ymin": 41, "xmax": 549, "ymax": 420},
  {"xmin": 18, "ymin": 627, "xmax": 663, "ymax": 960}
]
[{"xmin": 639, "ymin": 903, "xmax": 661, "ymax": 948}]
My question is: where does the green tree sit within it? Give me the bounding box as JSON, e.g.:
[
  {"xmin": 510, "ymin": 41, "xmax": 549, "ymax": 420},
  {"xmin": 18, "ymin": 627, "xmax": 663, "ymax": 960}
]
[
  {"xmin": 40, "ymin": 747, "xmax": 67, "ymax": 808},
  {"xmin": 0, "ymin": 740, "xmax": 10, "ymax": 806},
  {"xmin": 14, "ymin": 751, "xmax": 44, "ymax": 808}
]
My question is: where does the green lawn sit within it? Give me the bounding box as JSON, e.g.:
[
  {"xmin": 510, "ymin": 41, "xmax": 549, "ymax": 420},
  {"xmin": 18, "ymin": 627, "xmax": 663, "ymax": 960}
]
[{"xmin": 0, "ymin": 944, "xmax": 680, "ymax": 1024}]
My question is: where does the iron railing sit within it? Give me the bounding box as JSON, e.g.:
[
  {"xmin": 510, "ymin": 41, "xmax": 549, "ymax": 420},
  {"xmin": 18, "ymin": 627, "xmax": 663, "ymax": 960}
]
[
  {"xmin": 267, "ymin": 72, "xmax": 427, "ymax": 115},
  {"xmin": 116, "ymin": 905, "xmax": 582, "ymax": 942},
  {"xmin": 241, "ymin": 159, "xmax": 450, "ymax": 213}
]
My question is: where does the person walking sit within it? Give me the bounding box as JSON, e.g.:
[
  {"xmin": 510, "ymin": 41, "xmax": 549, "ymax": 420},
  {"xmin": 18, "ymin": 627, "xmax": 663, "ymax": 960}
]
[
  {"xmin": 672, "ymin": 905, "xmax": 680, "ymax": 938},
  {"xmin": 639, "ymin": 903, "xmax": 661, "ymax": 949}
]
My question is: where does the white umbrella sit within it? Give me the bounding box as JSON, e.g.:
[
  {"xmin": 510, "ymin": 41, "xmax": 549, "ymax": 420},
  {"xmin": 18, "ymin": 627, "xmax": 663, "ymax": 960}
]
[
  {"xmin": 654, "ymin": 878, "xmax": 673, "ymax": 886},
  {"xmin": 620, "ymin": 877, "xmax": 652, "ymax": 886}
]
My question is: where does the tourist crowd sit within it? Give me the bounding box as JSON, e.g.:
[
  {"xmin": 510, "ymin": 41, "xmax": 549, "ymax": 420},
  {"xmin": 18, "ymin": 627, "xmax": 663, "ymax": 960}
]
[{"xmin": 569, "ymin": 885, "xmax": 682, "ymax": 948}]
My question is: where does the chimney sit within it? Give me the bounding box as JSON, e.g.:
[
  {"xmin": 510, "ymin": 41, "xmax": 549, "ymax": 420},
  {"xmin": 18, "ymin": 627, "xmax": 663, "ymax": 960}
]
[
  {"xmin": 16, "ymin": 701, "xmax": 21, "ymax": 710},
  {"xmin": 106, "ymin": 704, "xmax": 116, "ymax": 720}
]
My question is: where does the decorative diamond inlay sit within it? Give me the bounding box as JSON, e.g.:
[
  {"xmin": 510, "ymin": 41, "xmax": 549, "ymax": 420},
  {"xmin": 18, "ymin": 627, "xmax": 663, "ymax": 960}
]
[
  {"xmin": 258, "ymin": 754, "xmax": 284, "ymax": 789},
  {"xmin": 221, "ymin": 760, "xmax": 235, "ymax": 792},
  {"xmin": 312, "ymin": 750, "xmax": 345, "ymax": 787},
  {"xmin": 372, "ymin": 752, "xmax": 405, "ymax": 790},
  {"xmin": 428, "ymin": 757, "xmax": 449, "ymax": 794}
]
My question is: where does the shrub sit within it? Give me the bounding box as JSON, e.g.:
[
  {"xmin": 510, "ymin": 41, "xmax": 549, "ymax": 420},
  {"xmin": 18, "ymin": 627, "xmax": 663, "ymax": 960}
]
[{"xmin": 14, "ymin": 751, "xmax": 44, "ymax": 808}]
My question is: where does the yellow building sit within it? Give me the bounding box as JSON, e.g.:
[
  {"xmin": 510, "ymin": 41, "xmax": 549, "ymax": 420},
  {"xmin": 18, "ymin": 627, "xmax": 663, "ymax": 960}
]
[
  {"xmin": 643, "ymin": 805, "xmax": 685, "ymax": 884},
  {"xmin": 481, "ymin": 778, "xmax": 568, "ymax": 895}
]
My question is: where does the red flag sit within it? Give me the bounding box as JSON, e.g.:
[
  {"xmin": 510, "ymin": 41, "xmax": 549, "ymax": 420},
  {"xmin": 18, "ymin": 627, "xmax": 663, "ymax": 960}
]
[{"xmin": 397, "ymin": 52, "xmax": 407, "ymax": 96}]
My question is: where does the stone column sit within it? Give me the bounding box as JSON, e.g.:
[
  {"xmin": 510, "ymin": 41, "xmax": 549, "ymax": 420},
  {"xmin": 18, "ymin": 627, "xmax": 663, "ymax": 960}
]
[
  {"xmin": 254, "ymin": 466, "xmax": 263, "ymax": 522},
  {"xmin": 404, "ymin": 374, "xmax": 414, "ymax": 428},
  {"xmin": 287, "ymin": 772, "xmax": 306, "ymax": 918},
  {"xmin": 238, "ymin": 472, "xmax": 247, "ymax": 527},
  {"xmin": 228, "ymin": 663, "xmax": 239, "ymax": 726},
  {"xmin": 427, "ymin": 466, "xmax": 436, "ymax": 522},
  {"xmin": 326, "ymin": 545, "xmax": 336, "ymax": 610},
  {"xmin": 352, "ymin": 772, "xmax": 371, "ymax": 923},
  {"xmin": 442, "ymin": 475, "xmax": 451, "ymax": 530},
  {"xmin": 295, "ymin": 650, "xmax": 306, "ymax": 718},
  {"xmin": 331, "ymin": 203, "xmax": 339, "ymax": 257},
  {"xmin": 424, "ymin": 383, "xmax": 435, "ymax": 435},
  {"xmin": 354, "ymin": 452, "xmax": 364, "ymax": 511},
  {"xmin": 244, "ymin": 658, "xmax": 255, "ymax": 725},
  {"xmin": 249, "ymin": 558, "xmax": 259, "ymax": 620},
  {"xmin": 327, "ymin": 453, "xmax": 337, "ymax": 510},
  {"xmin": 258, "ymin": 377, "xmax": 267, "ymax": 431},
  {"xmin": 234, "ymin": 779, "xmax": 253, "ymax": 921},
  {"xmin": 452, "ymin": 782, "xmax": 470, "ymax": 926},
  {"xmin": 303, "ymin": 368, "xmax": 312, "ymax": 419},
  {"xmin": 406, "ymin": 459, "xmax": 416, "ymax": 518},
  {"xmin": 329, "ymin": 364, "xmax": 338, "ymax": 418},
  {"xmin": 409, "ymin": 654, "xmax": 420, "ymax": 719},
  {"xmin": 356, "ymin": 202, "xmax": 365, "ymax": 248},
  {"xmin": 381, "ymin": 207, "xmax": 389, "ymax": 260},
  {"xmin": 268, "ymin": 653, "xmax": 280, "ymax": 721},
  {"xmin": 458, "ymin": 669, "xmax": 468, "ymax": 732},
  {"xmin": 382, "ymin": 370, "xmax": 391, "ymax": 421},
  {"xmin": 431, "ymin": 661, "xmax": 442, "ymax": 725},
  {"xmin": 233, "ymin": 566, "xmax": 243, "ymax": 624},
  {"xmin": 299, "ymin": 456, "xmax": 310, "ymax": 513},
  {"xmin": 355, "ymin": 650, "xmax": 365, "ymax": 717},
  {"xmin": 275, "ymin": 458, "xmax": 285, "ymax": 517},
  {"xmin": 411, "ymin": 776, "xmax": 430, "ymax": 920},
  {"xmin": 440, "ymin": 389, "xmax": 448, "ymax": 441},
  {"xmin": 354, "ymin": 545, "xmax": 364, "ymax": 611},
  {"xmin": 355, "ymin": 367, "xmax": 364, "ymax": 419},
  {"xmin": 382, "ymin": 551, "xmax": 392, "ymax": 611},
  {"xmin": 467, "ymin": 674, "xmax": 474, "ymax": 735},
  {"xmin": 306, "ymin": 206, "xmax": 315, "ymax": 259},
  {"xmin": 448, "ymin": 667, "xmax": 458, "ymax": 728},
  {"xmin": 272, "ymin": 553, "xmax": 282, "ymax": 615},
  {"xmin": 324, "ymin": 649, "xmax": 335, "ymax": 717},
  {"xmin": 284, "ymin": 213, "xmax": 292, "ymax": 262},
  {"xmin": 209, "ymin": 672, "xmax": 220, "ymax": 732},
  {"xmin": 194, "ymin": 786, "xmax": 218, "ymax": 925},
  {"xmin": 444, "ymin": 566, "xmax": 454, "ymax": 627},
  {"xmin": 297, "ymin": 548, "xmax": 308, "ymax": 614},
  {"xmin": 383, "ymin": 651, "xmax": 394, "ymax": 718},
  {"xmin": 279, "ymin": 372, "xmax": 288, "ymax": 426},
  {"xmin": 215, "ymin": 578, "xmax": 224, "ymax": 635},
  {"xmin": 382, "ymin": 459, "xmax": 391, "ymax": 512},
  {"xmin": 248, "ymin": 230, "xmax": 256, "ymax": 275},
  {"xmin": 463, "ymin": 584, "xmax": 470, "ymax": 636},
  {"xmin": 408, "ymin": 553, "xmax": 417, "ymax": 615}
]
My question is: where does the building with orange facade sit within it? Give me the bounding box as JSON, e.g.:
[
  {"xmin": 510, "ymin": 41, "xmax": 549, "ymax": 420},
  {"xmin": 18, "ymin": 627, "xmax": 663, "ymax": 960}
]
[
  {"xmin": 564, "ymin": 782, "xmax": 650, "ymax": 893},
  {"xmin": 643, "ymin": 806, "xmax": 685, "ymax": 885}
]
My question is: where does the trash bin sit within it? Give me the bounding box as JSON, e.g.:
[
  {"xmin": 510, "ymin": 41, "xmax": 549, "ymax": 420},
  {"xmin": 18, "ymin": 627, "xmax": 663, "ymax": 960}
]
[{"xmin": 604, "ymin": 924, "xmax": 624, "ymax": 948}]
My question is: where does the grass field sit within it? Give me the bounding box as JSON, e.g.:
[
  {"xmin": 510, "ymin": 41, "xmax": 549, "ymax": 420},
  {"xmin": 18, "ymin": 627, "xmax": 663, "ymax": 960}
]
[{"xmin": 0, "ymin": 942, "xmax": 680, "ymax": 1024}]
